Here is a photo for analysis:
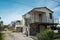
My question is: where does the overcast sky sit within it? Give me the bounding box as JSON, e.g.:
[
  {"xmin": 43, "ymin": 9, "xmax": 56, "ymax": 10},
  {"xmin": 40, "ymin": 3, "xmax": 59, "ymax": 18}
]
[{"xmin": 0, "ymin": 0, "xmax": 60, "ymax": 25}]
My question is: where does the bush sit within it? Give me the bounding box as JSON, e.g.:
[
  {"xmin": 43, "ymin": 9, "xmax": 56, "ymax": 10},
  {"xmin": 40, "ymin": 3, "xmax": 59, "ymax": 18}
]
[
  {"xmin": 12, "ymin": 30, "xmax": 16, "ymax": 32},
  {"xmin": 36, "ymin": 29, "xmax": 55, "ymax": 40},
  {"xmin": 0, "ymin": 33, "xmax": 5, "ymax": 40}
]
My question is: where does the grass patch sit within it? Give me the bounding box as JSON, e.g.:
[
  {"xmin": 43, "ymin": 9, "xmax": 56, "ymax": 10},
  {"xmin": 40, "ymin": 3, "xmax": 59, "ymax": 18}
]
[
  {"xmin": 0, "ymin": 33, "xmax": 5, "ymax": 40},
  {"xmin": 12, "ymin": 30, "xmax": 16, "ymax": 32}
]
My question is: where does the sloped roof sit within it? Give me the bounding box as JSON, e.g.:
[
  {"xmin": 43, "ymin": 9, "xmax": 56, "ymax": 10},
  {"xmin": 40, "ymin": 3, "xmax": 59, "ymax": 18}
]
[
  {"xmin": 34, "ymin": 7, "xmax": 53, "ymax": 13},
  {"xmin": 23, "ymin": 7, "xmax": 53, "ymax": 16},
  {"xmin": 16, "ymin": 20, "xmax": 21, "ymax": 22}
]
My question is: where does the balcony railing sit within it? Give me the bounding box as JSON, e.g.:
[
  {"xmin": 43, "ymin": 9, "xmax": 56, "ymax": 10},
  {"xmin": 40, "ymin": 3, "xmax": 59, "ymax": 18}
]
[
  {"xmin": 54, "ymin": 18, "xmax": 59, "ymax": 23},
  {"xmin": 29, "ymin": 18, "xmax": 59, "ymax": 24},
  {"xmin": 15, "ymin": 25, "xmax": 23, "ymax": 27}
]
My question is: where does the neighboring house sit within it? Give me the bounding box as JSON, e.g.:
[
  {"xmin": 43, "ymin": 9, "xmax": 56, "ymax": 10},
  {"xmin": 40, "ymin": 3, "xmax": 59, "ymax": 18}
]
[
  {"xmin": 8, "ymin": 21, "xmax": 16, "ymax": 30},
  {"xmin": 22, "ymin": 7, "xmax": 58, "ymax": 35},
  {"xmin": 9, "ymin": 21, "xmax": 16, "ymax": 27},
  {"xmin": 15, "ymin": 20, "xmax": 23, "ymax": 32},
  {"xmin": 8, "ymin": 20, "xmax": 23, "ymax": 32},
  {"xmin": 4, "ymin": 25, "xmax": 9, "ymax": 31}
]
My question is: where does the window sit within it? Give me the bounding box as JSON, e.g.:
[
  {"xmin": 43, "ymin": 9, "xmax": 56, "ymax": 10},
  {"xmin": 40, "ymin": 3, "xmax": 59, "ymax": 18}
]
[{"xmin": 49, "ymin": 13, "xmax": 52, "ymax": 19}]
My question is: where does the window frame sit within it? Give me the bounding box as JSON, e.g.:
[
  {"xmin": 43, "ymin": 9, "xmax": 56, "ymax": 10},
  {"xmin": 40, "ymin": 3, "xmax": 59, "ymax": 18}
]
[{"xmin": 49, "ymin": 13, "xmax": 52, "ymax": 19}]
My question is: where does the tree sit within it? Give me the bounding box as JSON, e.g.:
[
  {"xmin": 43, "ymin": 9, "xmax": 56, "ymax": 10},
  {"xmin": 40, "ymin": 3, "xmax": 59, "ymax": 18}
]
[
  {"xmin": 24, "ymin": 17, "xmax": 29, "ymax": 26},
  {"xmin": 24, "ymin": 16, "xmax": 30, "ymax": 36},
  {"xmin": 0, "ymin": 17, "xmax": 3, "ymax": 25},
  {"xmin": 0, "ymin": 17, "xmax": 4, "ymax": 31}
]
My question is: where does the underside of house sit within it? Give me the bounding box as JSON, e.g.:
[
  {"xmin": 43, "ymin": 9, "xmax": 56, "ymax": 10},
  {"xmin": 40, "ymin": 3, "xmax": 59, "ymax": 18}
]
[
  {"xmin": 29, "ymin": 23, "xmax": 58, "ymax": 36},
  {"xmin": 16, "ymin": 27, "xmax": 23, "ymax": 32}
]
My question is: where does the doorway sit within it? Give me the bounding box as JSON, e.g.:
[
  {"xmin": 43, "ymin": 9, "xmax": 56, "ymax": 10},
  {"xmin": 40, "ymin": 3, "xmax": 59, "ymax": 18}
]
[{"xmin": 39, "ymin": 14, "xmax": 42, "ymax": 23}]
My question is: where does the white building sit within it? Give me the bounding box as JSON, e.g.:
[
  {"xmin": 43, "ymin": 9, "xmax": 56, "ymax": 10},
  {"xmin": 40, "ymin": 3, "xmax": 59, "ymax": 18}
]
[{"xmin": 15, "ymin": 20, "xmax": 23, "ymax": 32}]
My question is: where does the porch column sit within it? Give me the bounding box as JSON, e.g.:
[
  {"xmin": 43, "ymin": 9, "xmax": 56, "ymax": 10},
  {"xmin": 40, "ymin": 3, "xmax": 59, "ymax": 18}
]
[{"xmin": 27, "ymin": 24, "xmax": 30, "ymax": 36}]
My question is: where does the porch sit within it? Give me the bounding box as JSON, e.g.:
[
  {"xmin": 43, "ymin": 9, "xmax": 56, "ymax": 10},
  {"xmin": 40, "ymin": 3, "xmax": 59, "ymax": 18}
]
[{"xmin": 29, "ymin": 23, "xmax": 58, "ymax": 36}]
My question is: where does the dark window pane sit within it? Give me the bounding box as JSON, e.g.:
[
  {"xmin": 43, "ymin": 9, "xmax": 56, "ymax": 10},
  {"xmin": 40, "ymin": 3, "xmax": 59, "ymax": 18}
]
[{"xmin": 49, "ymin": 13, "xmax": 52, "ymax": 19}]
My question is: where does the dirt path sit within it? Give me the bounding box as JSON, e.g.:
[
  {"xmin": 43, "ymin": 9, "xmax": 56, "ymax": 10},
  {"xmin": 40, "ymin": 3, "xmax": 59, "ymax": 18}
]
[
  {"xmin": 12, "ymin": 33, "xmax": 34, "ymax": 40},
  {"xmin": 5, "ymin": 31, "xmax": 34, "ymax": 40},
  {"xmin": 5, "ymin": 31, "xmax": 15, "ymax": 40}
]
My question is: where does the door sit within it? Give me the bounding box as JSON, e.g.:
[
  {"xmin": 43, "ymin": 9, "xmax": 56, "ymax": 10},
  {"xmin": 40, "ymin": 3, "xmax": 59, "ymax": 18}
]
[
  {"xmin": 16, "ymin": 27, "xmax": 23, "ymax": 32},
  {"xmin": 39, "ymin": 25, "xmax": 45, "ymax": 32},
  {"xmin": 39, "ymin": 14, "xmax": 42, "ymax": 23}
]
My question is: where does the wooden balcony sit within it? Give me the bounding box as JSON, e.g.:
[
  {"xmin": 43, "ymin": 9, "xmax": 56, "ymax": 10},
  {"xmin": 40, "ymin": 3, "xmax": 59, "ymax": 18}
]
[{"xmin": 29, "ymin": 18, "xmax": 58, "ymax": 25}]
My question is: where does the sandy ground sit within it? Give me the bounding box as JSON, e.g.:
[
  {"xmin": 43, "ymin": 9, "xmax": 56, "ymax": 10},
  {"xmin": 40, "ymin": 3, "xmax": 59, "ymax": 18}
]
[{"xmin": 5, "ymin": 31, "xmax": 34, "ymax": 40}]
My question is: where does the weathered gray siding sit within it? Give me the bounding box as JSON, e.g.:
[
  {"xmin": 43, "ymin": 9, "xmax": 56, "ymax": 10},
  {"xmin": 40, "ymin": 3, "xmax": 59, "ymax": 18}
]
[{"xmin": 29, "ymin": 8, "xmax": 54, "ymax": 23}]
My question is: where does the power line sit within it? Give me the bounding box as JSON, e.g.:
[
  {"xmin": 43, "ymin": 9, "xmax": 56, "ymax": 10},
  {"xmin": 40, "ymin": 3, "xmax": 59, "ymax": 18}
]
[
  {"xmin": 7, "ymin": 0, "xmax": 35, "ymax": 7},
  {"xmin": 9, "ymin": 0, "xmax": 60, "ymax": 8},
  {"xmin": 52, "ymin": 0, "xmax": 60, "ymax": 3},
  {"xmin": 51, "ymin": 0, "xmax": 60, "ymax": 8}
]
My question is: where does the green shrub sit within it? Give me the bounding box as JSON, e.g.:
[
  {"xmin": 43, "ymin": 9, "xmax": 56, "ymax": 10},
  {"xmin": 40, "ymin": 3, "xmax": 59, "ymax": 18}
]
[
  {"xmin": 0, "ymin": 33, "xmax": 5, "ymax": 40},
  {"xmin": 12, "ymin": 30, "xmax": 16, "ymax": 32},
  {"xmin": 36, "ymin": 29, "xmax": 55, "ymax": 40}
]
